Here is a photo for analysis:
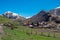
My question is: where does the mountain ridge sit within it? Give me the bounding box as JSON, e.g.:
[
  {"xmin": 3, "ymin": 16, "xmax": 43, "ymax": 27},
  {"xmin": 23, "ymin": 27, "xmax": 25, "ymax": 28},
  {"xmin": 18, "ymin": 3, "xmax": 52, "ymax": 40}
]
[{"xmin": 23, "ymin": 6, "xmax": 60, "ymax": 26}]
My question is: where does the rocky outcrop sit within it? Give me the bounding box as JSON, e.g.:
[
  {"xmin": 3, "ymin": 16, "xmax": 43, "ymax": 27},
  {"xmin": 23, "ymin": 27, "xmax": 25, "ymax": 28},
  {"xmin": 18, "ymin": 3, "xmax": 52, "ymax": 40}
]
[{"xmin": 28, "ymin": 10, "xmax": 51, "ymax": 24}]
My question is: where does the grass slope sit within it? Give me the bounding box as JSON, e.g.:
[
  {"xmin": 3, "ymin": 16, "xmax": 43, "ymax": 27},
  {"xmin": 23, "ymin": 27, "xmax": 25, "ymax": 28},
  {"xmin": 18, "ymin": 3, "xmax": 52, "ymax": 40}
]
[
  {"xmin": 2, "ymin": 26, "xmax": 60, "ymax": 40},
  {"xmin": 0, "ymin": 16, "xmax": 60, "ymax": 40},
  {"xmin": 0, "ymin": 16, "xmax": 20, "ymax": 26}
]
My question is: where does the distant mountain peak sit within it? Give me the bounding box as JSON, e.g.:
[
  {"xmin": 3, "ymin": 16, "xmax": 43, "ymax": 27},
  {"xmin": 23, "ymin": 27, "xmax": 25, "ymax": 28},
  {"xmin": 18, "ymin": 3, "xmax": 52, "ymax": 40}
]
[
  {"xmin": 2, "ymin": 11, "xmax": 26, "ymax": 21},
  {"xmin": 5, "ymin": 11, "xmax": 19, "ymax": 16},
  {"xmin": 3, "ymin": 11, "xmax": 20, "ymax": 19}
]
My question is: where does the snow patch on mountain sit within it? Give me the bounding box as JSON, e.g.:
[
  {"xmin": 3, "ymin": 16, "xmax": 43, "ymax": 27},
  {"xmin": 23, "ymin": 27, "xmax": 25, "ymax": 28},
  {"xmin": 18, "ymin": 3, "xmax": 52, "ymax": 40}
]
[
  {"xmin": 55, "ymin": 6, "xmax": 60, "ymax": 9},
  {"xmin": 12, "ymin": 13, "xmax": 19, "ymax": 16},
  {"xmin": 26, "ymin": 16, "xmax": 31, "ymax": 19}
]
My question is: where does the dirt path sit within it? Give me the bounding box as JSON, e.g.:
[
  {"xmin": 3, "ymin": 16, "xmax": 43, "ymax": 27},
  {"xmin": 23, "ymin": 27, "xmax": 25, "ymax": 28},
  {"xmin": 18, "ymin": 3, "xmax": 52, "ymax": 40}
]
[{"xmin": 0, "ymin": 24, "xmax": 4, "ymax": 40}]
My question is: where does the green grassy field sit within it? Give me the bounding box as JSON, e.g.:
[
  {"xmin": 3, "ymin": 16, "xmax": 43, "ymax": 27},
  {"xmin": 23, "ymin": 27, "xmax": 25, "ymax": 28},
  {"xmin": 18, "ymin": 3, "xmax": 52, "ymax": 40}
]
[
  {"xmin": 0, "ymin": 16, "xmax": 60, "ymax": 40},
  {"xmin": 2, "ymin": 26, "xmax": 60, "ymax": 40}
]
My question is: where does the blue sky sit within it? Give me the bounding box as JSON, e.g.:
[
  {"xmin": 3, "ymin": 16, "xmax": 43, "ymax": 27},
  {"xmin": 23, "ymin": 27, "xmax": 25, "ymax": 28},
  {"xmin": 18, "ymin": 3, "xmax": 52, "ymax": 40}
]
[{"xmin": 0, "ymin": 0, "xmax": 60, "ymax": 18}]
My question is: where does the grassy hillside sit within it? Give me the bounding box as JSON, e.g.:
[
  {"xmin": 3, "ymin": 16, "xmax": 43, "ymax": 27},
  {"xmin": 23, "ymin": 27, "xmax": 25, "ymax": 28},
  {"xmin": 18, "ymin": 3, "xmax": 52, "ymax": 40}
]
[
  {"xmin": 0, "ymin": 16, "xmax": 20, "ymax": 26},
  {"xmin": 0, "ymin": 16, "xmax": 60, "ymax": 40},
  {"xmin": 2, "ymin": 26, "xmax": 60, "ymax": 40}
]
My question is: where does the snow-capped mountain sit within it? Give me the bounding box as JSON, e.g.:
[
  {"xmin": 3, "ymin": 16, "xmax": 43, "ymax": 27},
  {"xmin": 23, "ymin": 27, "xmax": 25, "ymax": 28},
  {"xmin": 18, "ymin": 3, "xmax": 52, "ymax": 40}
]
[
  {"xmin": 2, "ymin": 11, "xmax": 26, "ymax": 22},
  {"xmin": 3, "ymin": 11, "xmax": 20, "ymax": 19}
]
